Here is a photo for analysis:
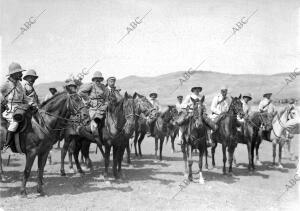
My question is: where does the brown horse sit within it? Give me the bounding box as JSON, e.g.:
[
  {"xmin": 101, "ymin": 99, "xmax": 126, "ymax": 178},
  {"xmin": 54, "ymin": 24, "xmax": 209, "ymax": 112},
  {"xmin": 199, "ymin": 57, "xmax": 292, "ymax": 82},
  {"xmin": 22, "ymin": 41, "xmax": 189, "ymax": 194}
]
[
  {"xmin": 211, "ymin": 95, "xmax": 244, "ymax": 175},
  {"xmin": 153, "ymin": 106, "xmax": 176, "ymax": 161},
  {"xmin": 129, "ymin": 92, "xmax": 157, "ymax": 161},
  {"xmin": 235, "ymin": 112, "xmax": 273, "ymax": 170},
  {"xmin": 174, "ymin": 97, "xmax": 207, "ymax": 183},
  {"xmin": 1, "ymin": 92, "xmax": 86, "ymax": 196},
  {"xmin": 101, "ymin": 92, "xmax": 136, "ymax": 180}
]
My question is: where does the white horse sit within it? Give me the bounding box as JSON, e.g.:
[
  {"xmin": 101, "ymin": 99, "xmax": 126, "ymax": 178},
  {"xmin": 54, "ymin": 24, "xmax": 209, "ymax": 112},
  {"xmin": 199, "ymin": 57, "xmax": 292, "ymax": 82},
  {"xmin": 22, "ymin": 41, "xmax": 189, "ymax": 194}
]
[{"xmin": 270, "ymin": 106, "xmax": 300, "ymax": 168}]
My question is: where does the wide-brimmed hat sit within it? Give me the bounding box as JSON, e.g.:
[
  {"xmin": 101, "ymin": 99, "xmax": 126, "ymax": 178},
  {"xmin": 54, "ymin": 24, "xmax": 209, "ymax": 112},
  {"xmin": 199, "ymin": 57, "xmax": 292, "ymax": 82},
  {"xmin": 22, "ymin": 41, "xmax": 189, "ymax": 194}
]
[
  {"xmin": 149, "ymin": 93, "xmax": 158, "ymax": 98},
  {"xmin": 107, "ymin": 76, "xmax": 116, "ymax": 82},
  {"xmin": 23, "ymin": 69, "xmax": 38, "ymax": 79},
  {"xmin": 220, "ymin": 85, "xmax": 228, "ymax": 91},
  {"xmin": 177, "ymin": 95, "xmax": 183, "ymax": 99},
  {"xmin": 7, "ymin": 62, "xmax": 25, "ymax": 76},
  {"xmin": 243, "ymin": 93, "xmax": 252, "ymax": 100},
  {"xmin": 263, "ymin": 93, "xmax": 272, "ymax": 97},
  {"xmin": 92, "ymin": 71, "xmax": 104, "ymax": 81},
  {"xmin": 191, "ymin": 87, "xmax": 202, "ymax": 92},
  {"xmin": 65, "ymin": 80, "xmax": 77, "ymax": 87}
]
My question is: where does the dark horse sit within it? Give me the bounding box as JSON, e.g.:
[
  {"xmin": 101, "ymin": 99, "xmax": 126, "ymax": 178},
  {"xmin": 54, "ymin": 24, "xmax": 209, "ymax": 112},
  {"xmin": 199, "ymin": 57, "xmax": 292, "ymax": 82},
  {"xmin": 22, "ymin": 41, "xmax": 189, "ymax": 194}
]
[
  {"xmin": 129, "ymin": 92, "xmax": 157, "ymax": 160},
  {"xmin": 153, "ymin": 106, "xmax": 177, "ymax": 161},
  {"xmin": 211, "ymin": 95, "xmax": 244, "ymax": 175},
  {"xmin": 1, "ymin": 92, "xmax": 86, "ymax": 196},
  {"xmin": 101, "ymin": 92, "xmax": 136, "ymax": 180},
  {"xmin": 174, "ymin": 97, "xmax": 208, "ymax": 183},
  {"xmin": 235, "ymin": 112, "xmax": 273, "ymax": 171}
]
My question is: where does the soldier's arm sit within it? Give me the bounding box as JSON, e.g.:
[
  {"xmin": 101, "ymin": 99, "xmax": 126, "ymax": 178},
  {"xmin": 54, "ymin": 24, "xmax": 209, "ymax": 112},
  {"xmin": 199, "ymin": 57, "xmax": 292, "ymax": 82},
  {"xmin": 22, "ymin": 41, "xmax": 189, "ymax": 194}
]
[
  {"xmin": 211, "ymin": 96, "xmax": 220, "ymax": 115},
  {"xmin": 78, "ymin": 83, "xmax": 93, "ymax": 101}
]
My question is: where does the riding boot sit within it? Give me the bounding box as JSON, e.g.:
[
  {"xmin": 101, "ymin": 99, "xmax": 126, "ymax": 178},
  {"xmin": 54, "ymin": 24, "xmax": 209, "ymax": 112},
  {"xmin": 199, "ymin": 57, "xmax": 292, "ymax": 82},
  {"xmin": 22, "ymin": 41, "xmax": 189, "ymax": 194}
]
[
  {"xmin": 147, "ymin": 121, "xmax": 155, "ymax": 137},
  {"xmin": 4, "ymin": 131, "xmax": 14, "ymax": 148}
]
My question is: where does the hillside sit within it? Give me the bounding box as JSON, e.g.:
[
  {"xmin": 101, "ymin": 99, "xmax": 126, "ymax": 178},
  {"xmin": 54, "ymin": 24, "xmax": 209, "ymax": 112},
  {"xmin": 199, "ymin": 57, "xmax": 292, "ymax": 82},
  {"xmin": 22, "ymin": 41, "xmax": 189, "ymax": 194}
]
[{"xmin": 35, "ymin": 71, "xmax": 300, "ymax": 105}]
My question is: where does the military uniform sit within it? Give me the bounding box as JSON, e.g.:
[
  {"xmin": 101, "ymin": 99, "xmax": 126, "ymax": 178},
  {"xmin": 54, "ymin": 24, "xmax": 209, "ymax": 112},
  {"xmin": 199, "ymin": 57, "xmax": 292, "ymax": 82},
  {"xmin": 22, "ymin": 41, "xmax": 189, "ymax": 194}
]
[
  {"xmin": 258, "ymin": 93, "xmax": 275, "ymax": 114},
  {"xmin": 78, "ymin": 82, "xmax": 109, "ymax": 121},
  {"xmin": 1, "ymin": 63, "xmax": 31, "ymax": 132},
  {"xmin": 210, "ymin": 93, "xmax": 231, "ymax": 121},
  {"xmin": 22, "ymin": 80, "xmax": 39, "ymax": 106}
]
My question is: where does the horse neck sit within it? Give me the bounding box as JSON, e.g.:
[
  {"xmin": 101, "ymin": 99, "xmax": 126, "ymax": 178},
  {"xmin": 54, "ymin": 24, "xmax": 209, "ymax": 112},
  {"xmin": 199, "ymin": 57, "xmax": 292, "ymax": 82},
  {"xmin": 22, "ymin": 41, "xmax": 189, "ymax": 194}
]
[
  {"xmin": 272, "ymin": 111, "xmax": 287, "ymax": 137},
  {"xmin": 107, "ymin": 100, "xmax": 126, "ymax": 130}
]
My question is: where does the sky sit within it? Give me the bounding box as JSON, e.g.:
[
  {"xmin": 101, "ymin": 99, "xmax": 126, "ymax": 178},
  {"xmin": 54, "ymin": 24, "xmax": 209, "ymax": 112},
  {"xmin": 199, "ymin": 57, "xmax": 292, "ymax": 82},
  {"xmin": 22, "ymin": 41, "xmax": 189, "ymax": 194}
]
[{"xmin": 1, "ymin": 0, "xmax": 300, "ymax": 84}]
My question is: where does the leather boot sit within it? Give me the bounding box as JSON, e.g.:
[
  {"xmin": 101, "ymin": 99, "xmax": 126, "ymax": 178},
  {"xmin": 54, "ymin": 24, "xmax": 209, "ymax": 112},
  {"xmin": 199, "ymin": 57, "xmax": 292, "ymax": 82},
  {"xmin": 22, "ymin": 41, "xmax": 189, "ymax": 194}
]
[{"xmin": 206, "ymin": 130, "xmax": 213, "ymax": 147}]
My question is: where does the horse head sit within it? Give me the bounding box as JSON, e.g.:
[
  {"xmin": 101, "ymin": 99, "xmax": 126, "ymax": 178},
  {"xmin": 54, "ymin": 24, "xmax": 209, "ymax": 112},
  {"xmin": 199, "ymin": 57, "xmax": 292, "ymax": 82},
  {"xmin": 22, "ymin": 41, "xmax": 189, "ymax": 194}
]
[
  {"xmin": 133, "ymin": 92, "xmax": 157, "ymax": 121},
  {"xmin": 190, "ymin": 96, "xmax": 205, "ymax": 128},
  {"xmin": 122, "ymin": 92, "xmax": 136, "ymax": 136},
  {"xmin": 230, "ymin": 95, "xmax": 244, "ymax": 118}
]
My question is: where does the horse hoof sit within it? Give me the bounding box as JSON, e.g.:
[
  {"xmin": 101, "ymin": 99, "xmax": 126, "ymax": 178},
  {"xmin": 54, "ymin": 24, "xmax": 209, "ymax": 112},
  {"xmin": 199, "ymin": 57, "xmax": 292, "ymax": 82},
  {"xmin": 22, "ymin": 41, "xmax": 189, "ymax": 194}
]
[
  {"xmin": 60, "ymin": 170, "xmax": 66, "ymax": 176},
  {"xmin": 278, "ymin": 164, "xmax": 283, "ymax": 169},
  {"xmin": 199, "ymin": 178, "xmax": 205, "ymax": 184},
  {"xmin": 37, "ymin": 189, "xmax": 46, "ymax": 197},
  {"xmin": 227, "ymin": 172, "xmax": 233, "ymax": 177},
  {"xmin": 105, "ymin": 180, "xmax": 112, "ymax": 186},
  {"xmin": 256, "ymin": 160, "xmax": 262, "ymax": 166},
  {"xmin": 81, "ymin": 166, "xmax": 88, "ymax": 171},
  {"xmin": 20, "ymin": 190, "xmax": 27, "ymax": 197},
  {"xmin": 68, "ymin": 168, "xmax": 75, "ymax": 174}
]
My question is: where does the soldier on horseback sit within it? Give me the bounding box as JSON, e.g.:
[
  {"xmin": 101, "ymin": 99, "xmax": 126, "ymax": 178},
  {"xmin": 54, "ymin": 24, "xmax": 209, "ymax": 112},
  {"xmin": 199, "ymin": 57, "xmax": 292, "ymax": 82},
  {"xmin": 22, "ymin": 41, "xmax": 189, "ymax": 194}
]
[
  {"xmin": 181, "ymin": 86, "xmax": 216, "ymax": 146},
  {"xmin": 148, "ymin": 92, "xmax": 160, "ymax": 136},
  {"xmin": 78, "ymin": 71, "xmax": 109, "ymax": 142},
  {"xmin": 258, "ymin": 93, "xmax": 276, "ymax": 115},
  {"xmin": 1, "ymin": 63, "xmax": 33, "ymax": 149},
  {"xmin": 22, "ymin": 69, "xmax": 40, "ymax": 106}
]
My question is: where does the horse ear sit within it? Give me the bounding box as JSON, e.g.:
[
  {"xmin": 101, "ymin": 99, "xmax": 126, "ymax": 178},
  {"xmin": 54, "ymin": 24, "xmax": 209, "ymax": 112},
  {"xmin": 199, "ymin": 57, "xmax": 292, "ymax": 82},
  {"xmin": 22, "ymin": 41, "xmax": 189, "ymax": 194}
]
[
  {"xmin": 201, "ymin": 95, "xmax": 205, "ymax": 103},
  {"xmin": 190, "ymin": 97, "xmax": 196, "ymax": 104},
  {"xmin": 124, "ymin": 92, "xmax": 128, "ymax": 98},
  {"xmin": 231, "ymin": 96, "xmax": 234, "ymax": 100},
  {"xmin": 239, "ymin": 94, "xmax": 242, "ymax": 99},
  {"xmin": 133, "ymin": 92, "xmax": 137, "ymax": 99}
]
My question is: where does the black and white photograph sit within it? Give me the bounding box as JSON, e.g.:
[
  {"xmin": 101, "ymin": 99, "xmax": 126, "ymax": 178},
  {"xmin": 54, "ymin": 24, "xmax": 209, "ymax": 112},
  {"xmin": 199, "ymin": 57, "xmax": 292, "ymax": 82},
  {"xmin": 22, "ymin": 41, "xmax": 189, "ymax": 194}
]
[{"xmin": 0, "ymin": 0, "xmax": 300, "ymax": 210}]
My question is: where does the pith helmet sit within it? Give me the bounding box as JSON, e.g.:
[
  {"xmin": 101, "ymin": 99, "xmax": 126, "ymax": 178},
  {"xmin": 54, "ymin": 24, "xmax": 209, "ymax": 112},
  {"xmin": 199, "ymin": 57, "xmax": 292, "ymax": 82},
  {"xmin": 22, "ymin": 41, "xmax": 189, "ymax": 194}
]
[
  {"xmin": 92, "ymin": 71, "xmax": 104, "ymax": 81},
  {"xmin": 65, "ymin": 80, "xmax": 77, "ymax": 87},
  {"xmin": 149, "ymin": 93, "xmax": 158, "ymax": 98},
  {"xmin": 107, "ymin": 76, "xmax": 116, "ymax": 81},
  {"xmin": 23, "ymin": 69, "xmax": 38, "ymax": 79},
  {"xmin": 263, "ymin": 93, "xmax": 272, "ymax": 98},
  {"xmin": 243, "ymin": 93, "xmax": 252, "ymax": 100},
  {"xmin": 7, "ymin": 62, "xmax": 25, "ymax": 76},
  {"xmin": 191, "ymin": 87, "xmax": 202, "ymax": 92}
]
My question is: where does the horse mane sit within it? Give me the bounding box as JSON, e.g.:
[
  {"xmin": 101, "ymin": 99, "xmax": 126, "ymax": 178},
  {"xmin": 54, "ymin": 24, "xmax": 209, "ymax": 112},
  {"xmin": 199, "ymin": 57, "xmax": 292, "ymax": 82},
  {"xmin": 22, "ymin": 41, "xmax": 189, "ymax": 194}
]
[{"xmin": 40, "ymin": 91, "xmax": 66, "ymax": 108}]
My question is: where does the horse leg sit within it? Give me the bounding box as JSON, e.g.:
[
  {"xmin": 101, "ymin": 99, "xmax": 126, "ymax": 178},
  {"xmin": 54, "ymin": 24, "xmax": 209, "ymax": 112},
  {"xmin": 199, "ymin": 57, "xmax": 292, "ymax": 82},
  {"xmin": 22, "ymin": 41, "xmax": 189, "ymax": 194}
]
[
  {"xmin": 205, "ymin": 147, "xmax": 208, "ymax": 169},
  {"xmin": 74, "ymin": 142, "xmax": 84, "ymax": 174},
  {"xmin": 255, "ymin": 137, "xmax": 262, "ymax": 165},
  {"xmin": 155, "ymin": 137, "xmax": 158, "ymax": 159},
  {"xmin": 37, "ymin": 151, "xmax": 50, "ymax": 196},
  {"xmin": 138, "ymin": 133, "xmax": 145, "ymax": 157},
  {"xmin": 222, "ymin": 144, "xmax": 227, "ymax": 175},
  {"xmin": 159, "ymin": 137, "xmax": 164, "ymax": 161},
  {"xmin": 134, "ymin": 132, "xmax": 139, "ymax": 157},
  {"xmin": 278, "ymin": 143, "xmax": 283, "ymax": 168},
  {"xmin": 60, "ymin": 137, "xmax": 70, "ymax": 176},
  {"xmin": 21, "ymin": 152, "xmax": 36, "ymax": 196},
  {"xmin": 182, "ymin": 142, "xmax": 189, "ymax": 179},
  {"xmin": 125, "ymin": 139, "xmax": 131, "ymax": 164},
  {"xmin": 187, "ymin": 144, "xmax": 193, "ymax": 181},
  {"xmin": 198, "ymin": 148, "xmax": 205, "ymax": 184},
  {"xmin": 0, "ymin": 150, "xmax": 4, "ymax": 182},
  {"xmin": 118, "ymin": 145, "xmax": 126, "ymax": 179},
  {"xmin": 112, "ymin": 146, "xmax": 118, "ymax": 179},
  {"xmin": 211, "ymin": 143, "xmax": 217, "ymax": 168},
  {"xmin": 82, "ymin": 141, "xmax": 93, "ymax": 171},
  {"xmin": 104, "ymin": 144, "xmax": 111, "ymax": 179},
  {"xmin": 228, "ymin": 146, "xmax": 234, "ymax": 175},
  {"xmin": 171, "ymin": 135, "xmax": 175, "ymax": 153},
  {"xmin": 247, "ymin": 142, "xmax": 252, "ymax": 171},
  {"xmin": 272, "ymin": 142, "xmax": 276, "ymax": 166}
]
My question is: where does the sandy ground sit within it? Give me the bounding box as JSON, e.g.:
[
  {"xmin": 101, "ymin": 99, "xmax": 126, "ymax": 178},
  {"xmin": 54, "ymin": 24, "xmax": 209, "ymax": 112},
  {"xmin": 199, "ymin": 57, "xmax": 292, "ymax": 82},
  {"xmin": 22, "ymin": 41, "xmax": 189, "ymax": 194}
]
[{"xmin": 0, "ymin": 135, "xmax": 299, "ymax": 211}]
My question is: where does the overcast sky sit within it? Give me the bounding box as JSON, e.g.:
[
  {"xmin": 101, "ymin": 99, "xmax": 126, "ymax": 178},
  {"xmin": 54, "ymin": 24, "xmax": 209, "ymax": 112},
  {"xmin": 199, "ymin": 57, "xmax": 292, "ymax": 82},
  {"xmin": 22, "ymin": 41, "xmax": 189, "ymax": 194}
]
[{"xmin": 1, "ymin": 0, "xmax": 300, "ymax": 83}]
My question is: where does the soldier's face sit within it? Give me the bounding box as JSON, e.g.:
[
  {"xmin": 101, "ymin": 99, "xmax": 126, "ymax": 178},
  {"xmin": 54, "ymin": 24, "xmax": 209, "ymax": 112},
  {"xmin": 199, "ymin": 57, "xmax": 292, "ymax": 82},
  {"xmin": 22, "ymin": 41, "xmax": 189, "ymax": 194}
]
[
  {"xmin": 178, "ymin": 98, "xmax": 183, "ymax": 103},
  {"xmin": 107, "ymin": 79, "xmax": 116, "ymax": 87},
  {"xmin": 221, "ymin": 89, "xmax": 227, "ymax": 97},
  {"xmin": 243, "ymin": 97, "xmax": 250, "ymax": 103},
  {"xmin": 11, "ymin": 72, "xmax": 23, "ymax": 81},
  {"xmin": 68, "ymin": 86, "xmax": 77, "ymax": 93},
  {"xmin": 93, "ymin": 78, "xmax": 103, "ymax": 86},
  {"xmin": 25, "ymin": 76, "xmax": 36, "ymax": 85}
]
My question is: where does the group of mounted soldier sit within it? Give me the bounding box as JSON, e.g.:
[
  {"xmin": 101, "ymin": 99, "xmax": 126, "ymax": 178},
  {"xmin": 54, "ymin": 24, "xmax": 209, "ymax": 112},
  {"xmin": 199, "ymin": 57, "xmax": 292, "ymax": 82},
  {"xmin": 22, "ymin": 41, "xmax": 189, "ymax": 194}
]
[{"xmin": 0, "ymin": 61, "xmax": 299, "ymax": 193}]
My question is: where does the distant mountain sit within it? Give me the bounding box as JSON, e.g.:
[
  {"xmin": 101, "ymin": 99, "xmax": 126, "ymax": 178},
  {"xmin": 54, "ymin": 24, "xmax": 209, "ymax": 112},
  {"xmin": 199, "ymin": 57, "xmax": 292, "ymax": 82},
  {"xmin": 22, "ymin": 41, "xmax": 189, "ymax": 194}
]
[{"xmin": 35, "ymin": 71, "xmax": 300, "ymax": 105}]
